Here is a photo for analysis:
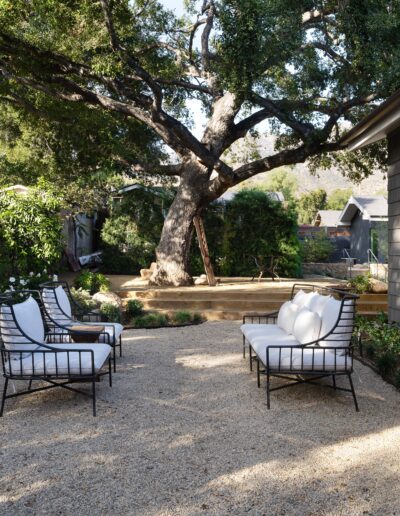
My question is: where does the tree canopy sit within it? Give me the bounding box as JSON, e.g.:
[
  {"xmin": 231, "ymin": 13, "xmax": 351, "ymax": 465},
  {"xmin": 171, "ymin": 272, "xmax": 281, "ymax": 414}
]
[{"xmin": 0, "ymin": 0, "xmax": 399, "ymax": 284}]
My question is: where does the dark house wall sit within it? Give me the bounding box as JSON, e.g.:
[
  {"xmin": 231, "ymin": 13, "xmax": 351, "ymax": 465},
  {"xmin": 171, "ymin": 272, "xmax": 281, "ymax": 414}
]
[
  {"xmin": 350, "ymin": 210, "xmax": 370, "ymax": 263},
  {"xmin": 388, "ymin": 127, "xmax": 400, "ymax": 323}
]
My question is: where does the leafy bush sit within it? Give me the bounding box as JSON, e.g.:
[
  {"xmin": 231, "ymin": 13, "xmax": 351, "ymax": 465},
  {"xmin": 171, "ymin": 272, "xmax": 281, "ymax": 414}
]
[
  {"xmin": 133, "ymin": 313, "xmax": 169, "ymax": 328},
  {"xmin": 348, "ymin": 273, "xmax": 372, "ymax": 294},
  {"xmin": 100, "ymin": 302, "xmax": 121, "ymax": 323},
  {"xmin": 70, "ymin": 287, "xmax": 97, "ymax": 311},
  {"xmin": 217, "ymin": 189, "xmax": 301, "ymax": 278},
  {"xmin": 125, "ymin": 299, "xmax": 144, "ymax": 318},
  {"xmin": 0, "ymin": 270, "xmax": 58, "ymax": 294},
  {"xmin": 173, "ymin": 311, "xmax": 192, "ymax": 325},
  {"xmin": 74, "ymin": 271, "xmax": 110, "ymax": 295},
  {"xmin": 0, "ymin": 190, "xmax": 62, "ymax": 277},
  {"xmin": 301, "ymin": 232, "xmax": 334, "ymax": 263}
]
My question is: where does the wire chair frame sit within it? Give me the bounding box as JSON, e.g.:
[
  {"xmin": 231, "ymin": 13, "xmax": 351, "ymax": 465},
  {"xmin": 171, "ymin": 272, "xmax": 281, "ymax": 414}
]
[
  {"xmin": 0, "ymin": 292, "xmax": 112, "ymax": 416},
  {"xmin": 39, "ymin": 282, "xmax": 122, "ymax": 371},
  {"xmin": 242, "ymin": 284, "xmax": 360, "ymax": 411}
]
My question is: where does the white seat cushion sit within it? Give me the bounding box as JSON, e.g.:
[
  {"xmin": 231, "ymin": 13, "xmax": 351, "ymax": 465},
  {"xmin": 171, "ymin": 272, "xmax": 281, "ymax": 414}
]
[
  {"xmin": 241, "ymin": 323, "xmax": 287, "ymax": 342},
  {"xmin": 251, "ymin": 334, "xmax": 300, "ymax": 361},
  {"xmin": 5, "ymin": 343, "xmax": 111, "ymax": 376},
  {"xmin": 292, "ymin": 307, "xmax": 321, "ymax": 344},
  {"xmin": 0, "ymin": 296, "xmax": 44, "ymax": 351},
  {"xmin": 84, "ymin": 322, "xmax": 124, "ymax": 342},
  {"xmin": 266, "ymin": 347, "xmax": 352, "ymax": 371},
  {"xmin": 277, "ymin": 301, "xmax": 299, "ymax": 334}
]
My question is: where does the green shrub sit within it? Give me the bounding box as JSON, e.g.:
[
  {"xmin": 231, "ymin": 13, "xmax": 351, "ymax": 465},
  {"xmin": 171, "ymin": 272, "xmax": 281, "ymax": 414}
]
[
  {"xmin": 74, "ymin": 271, "xmax": 110, "ymax": 295},
  {"xmin": 301, "ymin": 231, "xmax": 334, "ymax": 263},
  {"xmin": 192, "ymin": 313, "xmax": 203, "ymax": 324},
  {"xmin": 348, "ymin": 273, "xmax": 372, "ymax": 294},
  {"xmin": 173, "ymin": 311, "xmax": 192, "ymax": 325},
  {"xmin": 70, "ymin": 287, "xmax": 97, "ymax": 311},
  {"xmin": 126, "ymin": 299, "xmax": 144, "ymax": 318},
  {"xmin": 100, "ymin": 302, "xmax": 121, "ymax": 323},
  {"xmin": 133, "ymin": 313, "xmax": 168, "ymax": 328}
]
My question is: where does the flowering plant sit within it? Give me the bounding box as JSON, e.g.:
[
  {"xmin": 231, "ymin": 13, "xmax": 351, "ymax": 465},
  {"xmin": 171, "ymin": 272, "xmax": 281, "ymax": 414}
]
[{"xmin": 1, "ymin": 270, "xmax": 58, "ymax": 294}]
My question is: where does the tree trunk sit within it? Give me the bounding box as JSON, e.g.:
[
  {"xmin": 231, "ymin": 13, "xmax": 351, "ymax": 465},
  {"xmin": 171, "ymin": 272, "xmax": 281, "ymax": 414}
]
[{"xmin": 150, "ymin": 160, "xmax": 209, "ymax": 286}]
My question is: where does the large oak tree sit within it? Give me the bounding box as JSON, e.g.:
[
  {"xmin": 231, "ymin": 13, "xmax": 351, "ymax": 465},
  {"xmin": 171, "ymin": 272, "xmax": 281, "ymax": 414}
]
[{"xmin": 0, "ymin": 0, "xmax": 399, "ymax": 285}]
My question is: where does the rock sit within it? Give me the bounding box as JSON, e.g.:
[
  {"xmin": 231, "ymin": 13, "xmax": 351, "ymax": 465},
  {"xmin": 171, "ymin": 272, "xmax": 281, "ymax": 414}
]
[
  {"xmin": 195, "ymin": 274, "xmax": 208, "ymax": 286},
  {"xmin": 140, "ymin": 262, "xmax": 157, "ymax": 280},
  {"xmin": 150, "ymin": 262, "xmax": 157, "ymax": 271},
  {"xmin": 92, "ymin": 291, "xmax": 122, "ymax": 308},
  {"xmin": 369, "ymin": 278, "xmax": 388, "ymax": 293}
]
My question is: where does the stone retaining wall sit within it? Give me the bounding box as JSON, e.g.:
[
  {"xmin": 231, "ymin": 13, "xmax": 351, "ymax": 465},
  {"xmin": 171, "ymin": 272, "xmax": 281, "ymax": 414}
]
[{"xmin": 302, "ymin": 262, "xmax": 348, "ymax": 279}]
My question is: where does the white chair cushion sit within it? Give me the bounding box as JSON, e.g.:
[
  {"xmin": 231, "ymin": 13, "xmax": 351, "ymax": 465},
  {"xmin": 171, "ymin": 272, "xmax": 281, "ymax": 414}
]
[
  {"xmin": 251, "ymin": 334, "xmax": 300, "ymax": 360},
  {"xmin": 292, "ymin": 289, "xmax": 306, "ymax": 306},
  {"xmin": 42, "ymin": 288, "xmax": 72, "ymax": 325},
  {"xmin": 241, "ymin": 323, "xmax": 286, "ymax": 342},
  {"xmin": 277, "ymin": 301, "xmax": 299, "ymax": 334},
  {"xmin": 319, "ymin": 298, "xmax": 354, "ymax": 352},
  {"xmin": 308, "ymin": 294, "xmax": 331, "ymax": 317},
  {"xmin": 84, "ymin": 322, "xmax": 124, "ymax": 342},
  {"xmin": 55, "ymin": 285, "xmax": 72, "ymax": 317},
  {"xmin": 292, "ymin": 307, "xmax": 321, "ymax": 345},
  {"xmin": 265, "ymin": 347, "xmax": 352, "ymax": 371},
  {"xmin": 0, "ymin": 296, "xmax": 44, "ymax": 351},
  {"xmin": 5, "ymin": 343, "xmax": 111, "ymax": 376}
]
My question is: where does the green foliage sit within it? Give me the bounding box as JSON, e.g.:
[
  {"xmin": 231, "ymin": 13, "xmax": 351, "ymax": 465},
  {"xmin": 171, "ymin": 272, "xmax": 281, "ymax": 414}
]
[
  {"xmin": 173, "ymin": 311, "xmax": 192, "ymax": 325},
  {"xmin": 100, "ymin": 186, "xmax": 173, "ymax": 274},
  {"xmin": 0, "ymin": 190, "xmax": 62, "ymax": 277},
  {"xmin": 326, "ymin": 189, "xmax": 353, "ymax": 210},
  {"xmin": 125, "ymin": 299, "xmax": 144, "ymax": 318},
  {"xmin": 348, "ymin": 273, "xmax": 372, "ymax": 294},
  {"xmin": 74, "ymin": 271, "xmax": 110, "ymax": 295},
  {"xmin": 301, "ymin": 231, "xmax": 334, "ymax": 263},
  {"xmin": 297, "ymin": 189, "xmax": 327, "ymax": 224},
  {"xmin": 256, "ymin": 168, "xmax": 298, "ymax": 202},
  {"xmin": 0, "ymin": 269, "xmax": 57, "ymax": 294},
  {"xmin": 219, "ymin": 189, "xmax": 301, "ymax": 277},
  {"xmin": 99, "ymin": 302, "xmax": 121, "ymax": 323},
  {"xmin": 70, "ymin": 287, "xmax": 97, "ymax": 312},
  {"xmin": 133, "ymin": 313, "xmax": 169, "ymax": 328}
]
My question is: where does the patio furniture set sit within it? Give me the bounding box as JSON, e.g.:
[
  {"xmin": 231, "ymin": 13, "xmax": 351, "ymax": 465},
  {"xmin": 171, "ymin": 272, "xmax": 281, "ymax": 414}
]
[
  {"xmin": 0, "ymin": 282, "xmax": 123, "ymax": 416},
  {"xmin": 0, "ymin": 281, "xmax": 360, "ymax": 416}
]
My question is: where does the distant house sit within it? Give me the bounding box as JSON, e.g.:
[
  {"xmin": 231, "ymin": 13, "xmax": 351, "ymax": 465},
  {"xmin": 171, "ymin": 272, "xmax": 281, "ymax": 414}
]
[
  {"xmin": 218, "ymin": 190, "xmax": 285, "ymax": 203},
  {"xmin": 337, "ymin": 196, "xmax": 388, "ymax": 263},
  {"xmin": 314, "ymin": 210, "xmax": 342, "ymax": 228}
]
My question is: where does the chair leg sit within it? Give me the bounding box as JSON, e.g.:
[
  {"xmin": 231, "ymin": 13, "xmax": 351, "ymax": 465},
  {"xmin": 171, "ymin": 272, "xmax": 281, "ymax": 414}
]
[
  {"xmin": 113, "ymin": 345, "xmax": 116, "ymax": 373},
  {"xmin": 92, "ymin": 379, "xmax": 97, "ymax": 417},
  {"xmin": 109, "ymin": 357, "xmax": 112, "ymax": 387},
  {"xmin": 257, "ymin": 359, "xmax": 261, "ymax": 388},
  {"xmin": 348, "ymin": 373, "xmax": 359, "ymax": 412},
  {"xmin": 266, "ymin": 371, "xmax": 271, "ymax": 409},
  {"xmin": 0, "ymin": 378, "xmax": 8, "ymax": 417},
  {"xmin": 249, "ymin": 345, "xmax": 253, "ymax": 372},
  {"xmin": 243, "ymin": 335, "xmax": 246, "ymax": 358},
  {"xmin": 332, "ymin": 375, "xmax": 336, "ymax": 390},
  {"xmin": 119, "ymin": 335, "xmax": 122, "ymax": 357}
]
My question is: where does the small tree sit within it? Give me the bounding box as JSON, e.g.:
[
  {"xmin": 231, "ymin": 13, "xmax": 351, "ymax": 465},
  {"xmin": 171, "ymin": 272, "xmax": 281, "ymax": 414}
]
[
  {"xmin": 301, "ymin": 231, "xmax": 334, "ymax": 263},
  {"xmin": 327, "ymin": 189, "xmax": 352, "ymax": 210},
  {"xmin": 220, "ymin": 190, "xmax": 301, "ymax": 277},
  {"xmin": 256, "ymin": 168, "xmax": 298, "ymax": 202},
  {"xmin": 297, "ymin": 189, "xmax": 327, "ymax": 224},
  {"xmin": 0, "ymin": 190, "xmax": 62, "ymax": 277}
]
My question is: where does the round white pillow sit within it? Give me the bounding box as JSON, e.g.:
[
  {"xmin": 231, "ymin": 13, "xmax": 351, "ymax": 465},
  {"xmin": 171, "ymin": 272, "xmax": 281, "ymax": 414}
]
[
  {"xmin": 292, "ymin": 307, "xmax": 321, "ymax": 345},
  {"xmin": 277, "ymin": 301, "xmax": 299, "ymax": 334}
]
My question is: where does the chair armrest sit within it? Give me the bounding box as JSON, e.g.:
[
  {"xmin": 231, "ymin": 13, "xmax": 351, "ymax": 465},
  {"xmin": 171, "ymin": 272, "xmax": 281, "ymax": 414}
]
[
  {"xmin": 243, "ymin": 311, "xmax": 279, "ymax": 324},
  {"xmin": 266, "ymin": 345, "xmax": 353, "ymax": 373},
  {"xmin": 46, "ymin": 327, "xmax": 111, "ymax": 345}
]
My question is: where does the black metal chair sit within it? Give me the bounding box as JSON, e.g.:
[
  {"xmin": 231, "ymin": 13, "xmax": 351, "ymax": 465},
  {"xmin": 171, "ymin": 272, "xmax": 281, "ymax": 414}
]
[
  {"xmin": 40, "ymin": 281, "xmax": 123, "ymax": 371},
  {"xmin": 241, "ymin": 284, "xmax": 359, "ymax": 411},
  {"xmin": 0, "ymin": 291, "xmax": 112, "ymax": 416}
]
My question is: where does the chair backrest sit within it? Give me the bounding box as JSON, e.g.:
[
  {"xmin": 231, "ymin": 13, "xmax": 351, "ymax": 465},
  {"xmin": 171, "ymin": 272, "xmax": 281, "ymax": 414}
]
[
  {"xmin": 0, "ymin": 294, "xmax": 45, "ymax": 351},
  {"xmin": 41, "ymin": 285, "xmax": 73, "ymax": 326}
]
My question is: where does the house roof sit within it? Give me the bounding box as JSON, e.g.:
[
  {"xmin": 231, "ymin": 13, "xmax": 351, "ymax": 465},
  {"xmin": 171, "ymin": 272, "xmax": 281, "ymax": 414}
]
[
  {"xmin": 314, "ymin": 210, "xmax": 342, "ymax": 227},
  {"xmin": 338, "ymin": 195, "xmax": 388, "ymax": 225},
  {"xmin": 340, "ymin": 89, "xmax": 400, "ymax": 150},
  {"xmin": 218, "ymin": 190, "xmax": 285, "ymax": 203}
]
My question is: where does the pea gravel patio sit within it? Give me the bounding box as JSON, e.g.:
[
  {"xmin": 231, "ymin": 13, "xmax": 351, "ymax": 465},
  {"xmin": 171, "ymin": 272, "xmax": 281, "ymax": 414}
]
[{"xmin": 1, "ymin": 322, "xmax": 399, "ymax": 515}]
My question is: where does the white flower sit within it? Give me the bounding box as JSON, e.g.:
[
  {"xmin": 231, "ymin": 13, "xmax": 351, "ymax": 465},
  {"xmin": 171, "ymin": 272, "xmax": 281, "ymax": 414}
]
[
  {"xmin": 9, "ymin": 277, "xmax": 15, "ymax": 283},
  {"xmin": 52, "ymin": 274, "xmax": 58, "ymax": 281},
  {"xmin": 37, "ymin": 273, "xmax": 41, "ymax": 277},
  {"xmin": 43, "ymin": 268, "xmax": 47, "ymax": 273},
  {"xmin": 9, "ymin": 286, "xmax": 14, "ymax": 291},
  {"xmin": 20, "ymin": 279, "xmax": 27, "ymax": 286},
  {"xmin": 29, "ymin": 272, "xmax": 34, "ymax": 277}
]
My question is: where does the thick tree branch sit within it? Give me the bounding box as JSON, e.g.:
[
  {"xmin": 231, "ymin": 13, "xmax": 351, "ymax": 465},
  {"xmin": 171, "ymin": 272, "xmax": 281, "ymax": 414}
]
[{"xmin": 114, "ymin": 156, "xmax": 183, "ymax": 177}]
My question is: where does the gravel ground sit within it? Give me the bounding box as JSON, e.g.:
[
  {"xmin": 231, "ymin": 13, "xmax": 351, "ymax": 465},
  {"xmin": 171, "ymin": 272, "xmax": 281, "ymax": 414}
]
[{"xmin": 1, "ymin": 321, "xmax": 399, "ymax": 516}]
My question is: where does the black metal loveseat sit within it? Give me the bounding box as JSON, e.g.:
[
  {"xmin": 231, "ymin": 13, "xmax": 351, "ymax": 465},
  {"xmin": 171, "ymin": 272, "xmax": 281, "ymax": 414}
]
[{"xmin": 241, "ymin": 284, "xmax": 359, "ymax": 410}]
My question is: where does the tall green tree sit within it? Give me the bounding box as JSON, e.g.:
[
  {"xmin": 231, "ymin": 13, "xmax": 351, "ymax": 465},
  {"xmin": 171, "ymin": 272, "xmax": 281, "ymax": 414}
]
[
  {"xmin": 326, "ymin": 188, "xmax": 353, "ymax": 210},
  {"xmin": 297, "ymin": 188, "xmax": 327, "ymax": 224},
  {"xmin": 256, "ymin": 168, "xmax": 298, "ymax": 202},
  {"xmin": 0, "ymin": 1, "xmax": 399, "ymax": 285}
]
